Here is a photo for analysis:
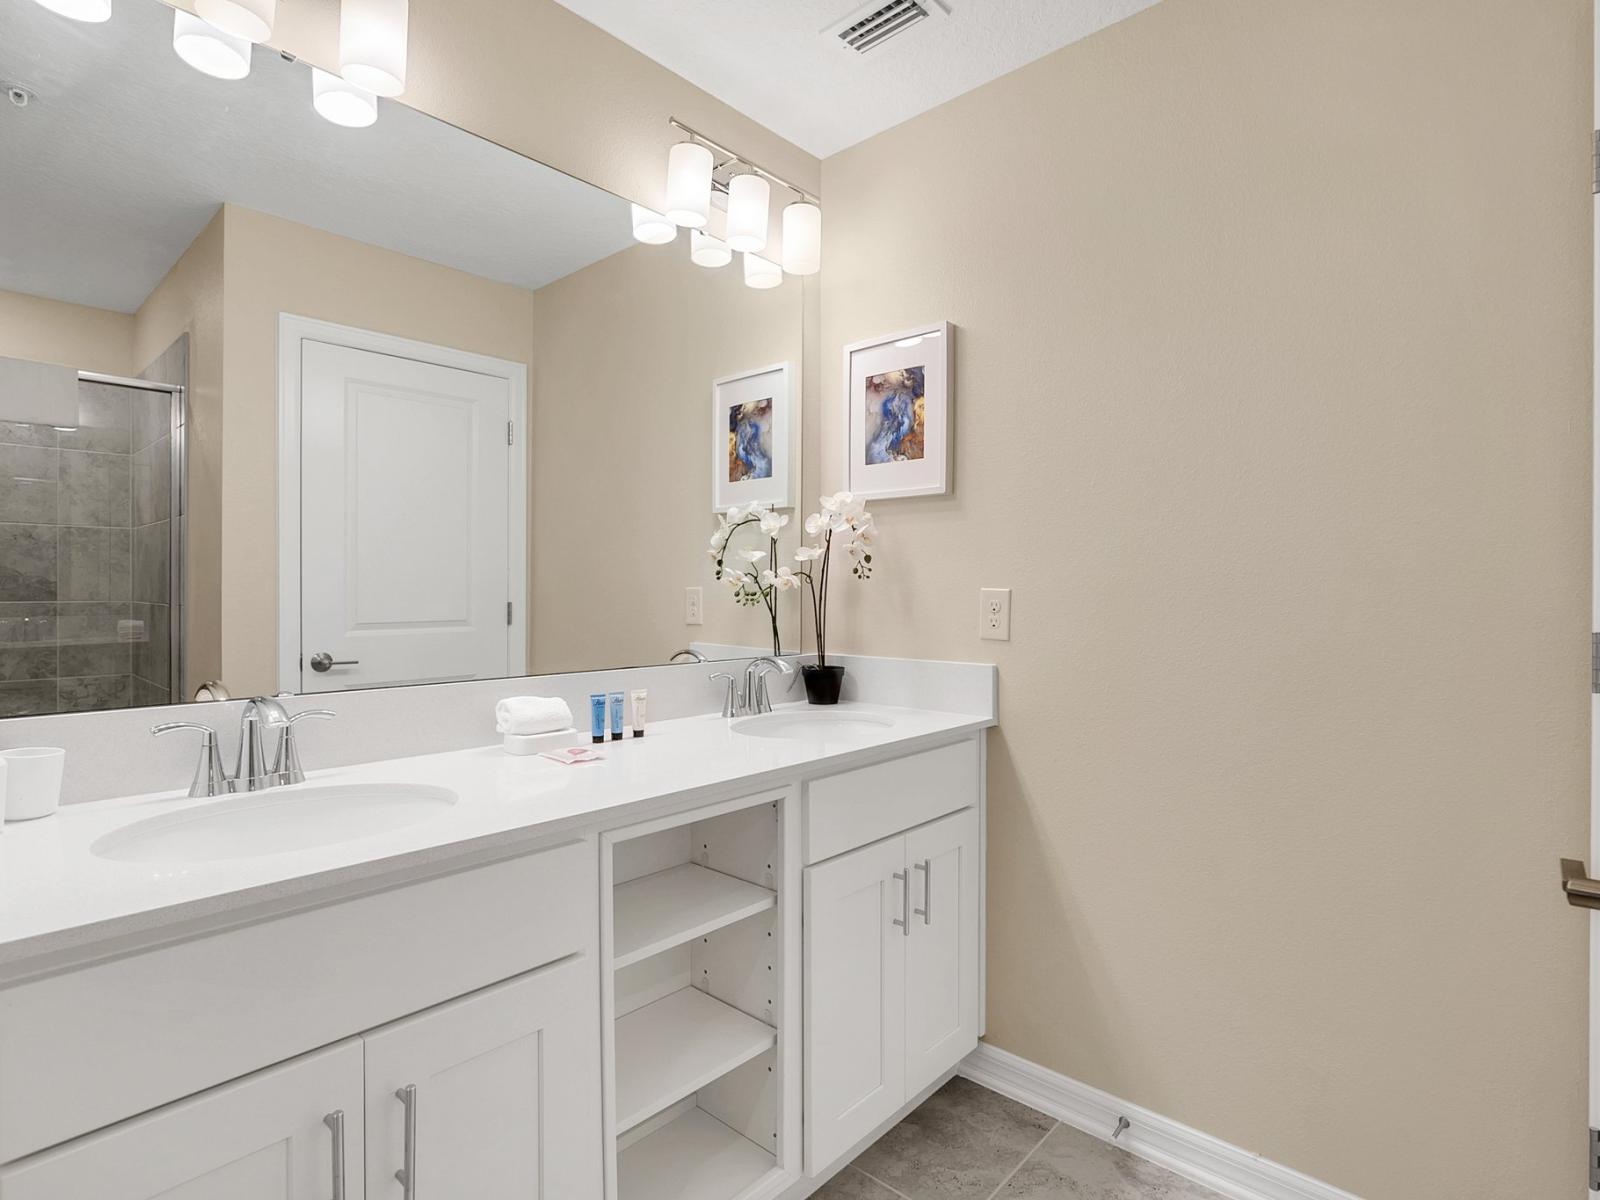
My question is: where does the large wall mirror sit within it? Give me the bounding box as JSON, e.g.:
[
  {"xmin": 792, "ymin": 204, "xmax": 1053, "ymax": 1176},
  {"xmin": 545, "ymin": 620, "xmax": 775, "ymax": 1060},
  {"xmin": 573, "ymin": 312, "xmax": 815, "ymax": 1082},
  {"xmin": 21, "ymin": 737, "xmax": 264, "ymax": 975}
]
[{"xmin": 0, "ymin": 0, "xmax": 808, "ymax": 716}]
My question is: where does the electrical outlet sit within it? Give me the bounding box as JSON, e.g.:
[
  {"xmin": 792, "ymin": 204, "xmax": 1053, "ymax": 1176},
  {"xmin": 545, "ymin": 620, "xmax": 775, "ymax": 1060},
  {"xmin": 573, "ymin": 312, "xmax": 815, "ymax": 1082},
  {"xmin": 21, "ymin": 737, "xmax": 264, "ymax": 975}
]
[
  {"xmin": 979, "ymin": 588, "xmax": 1011, "ymax": 641},
  {"xmin": 685, "ymin": 586, "xmax": 704, "ymax": 626}
]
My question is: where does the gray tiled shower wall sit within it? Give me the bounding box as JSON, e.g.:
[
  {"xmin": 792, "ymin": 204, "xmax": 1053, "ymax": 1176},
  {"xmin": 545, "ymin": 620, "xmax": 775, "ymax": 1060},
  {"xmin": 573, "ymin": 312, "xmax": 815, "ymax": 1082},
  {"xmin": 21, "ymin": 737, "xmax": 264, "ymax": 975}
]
[{"xmin": 0, "ymin": 340, "xmax": 182, "ymax": 716}]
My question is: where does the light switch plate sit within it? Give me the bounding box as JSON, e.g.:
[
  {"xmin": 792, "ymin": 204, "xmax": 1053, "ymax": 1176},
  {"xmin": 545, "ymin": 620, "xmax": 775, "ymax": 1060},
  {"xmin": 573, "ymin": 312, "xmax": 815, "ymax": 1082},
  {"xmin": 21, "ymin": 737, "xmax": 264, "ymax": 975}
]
[
  {"xmin": 685, "ymin": 586, "xmax": 704, "ymax": 626},
  {"xmin": 979, "ymin": 588, "xmax": 1011, "ymax": 641}
]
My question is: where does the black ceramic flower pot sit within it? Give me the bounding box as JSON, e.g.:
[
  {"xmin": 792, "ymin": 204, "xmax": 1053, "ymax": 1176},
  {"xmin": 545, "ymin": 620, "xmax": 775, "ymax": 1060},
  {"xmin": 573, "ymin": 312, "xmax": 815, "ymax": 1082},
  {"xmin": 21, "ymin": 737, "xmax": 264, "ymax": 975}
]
[{"xmin": 802, "ymin": 664, "xmax": 844, "ymax": 705}]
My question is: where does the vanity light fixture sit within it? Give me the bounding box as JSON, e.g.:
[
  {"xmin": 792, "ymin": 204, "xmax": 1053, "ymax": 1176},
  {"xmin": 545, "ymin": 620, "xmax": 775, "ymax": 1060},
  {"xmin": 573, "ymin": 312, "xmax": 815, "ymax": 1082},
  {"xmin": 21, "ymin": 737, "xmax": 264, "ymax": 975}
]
[
  {"xmin": 312, "ymin": 68, "xmax": 378, "ymax": 128},
  {"xmin": 664, "ymin": 141, "xmax": 714, "ymax": 229},
  {"xmin": 690, "ymin": 230, "xmax": 732, "ymax": 269},
  {"xmin": 340, "ymin": 0, "xmax": 409, "ymax": 97},
  {"xmin": 743, "ymin": 252, "xmax": 783, "ymax": 290},
  {"xmin": 195, "ymin": 0, "xmax": 276, "ymax": 42},
  {"xmin": 172, "ymin": 10, "xmax": 252, "ymax": 81},
  {"xmin": 781, "ymin": 201, "xmax": 821, "ymax": 276},
  {"xmin": 725, "ymin": 174, "xmax": 771, "ymax": 253},
  {"xmin": 630, "ymin": 204, "xmax": 677, "ymax": 245},
  {"xmin": 29, "ymin": 0, "xmax": 111, "ymax": 20}
]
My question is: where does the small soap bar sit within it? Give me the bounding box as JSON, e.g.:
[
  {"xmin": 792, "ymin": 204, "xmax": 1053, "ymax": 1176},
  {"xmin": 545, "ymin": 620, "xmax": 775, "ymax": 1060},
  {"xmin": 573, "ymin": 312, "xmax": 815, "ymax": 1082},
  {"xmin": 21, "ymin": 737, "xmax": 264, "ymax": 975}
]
[{"xmin": 539, "ymin": 747, "xmax": 604, "ymax": 765}]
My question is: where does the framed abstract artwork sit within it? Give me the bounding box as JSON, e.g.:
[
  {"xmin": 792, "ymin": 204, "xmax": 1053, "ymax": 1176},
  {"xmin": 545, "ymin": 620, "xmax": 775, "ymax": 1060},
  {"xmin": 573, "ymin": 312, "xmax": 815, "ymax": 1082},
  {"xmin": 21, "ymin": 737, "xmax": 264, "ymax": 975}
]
[
  {"xmin": 712, "ymin": 361, "xmax": 796, "ymax": 512},
  {"xmin": 842, "ymin": 322, "xmax": 952, "ymax": 500}
]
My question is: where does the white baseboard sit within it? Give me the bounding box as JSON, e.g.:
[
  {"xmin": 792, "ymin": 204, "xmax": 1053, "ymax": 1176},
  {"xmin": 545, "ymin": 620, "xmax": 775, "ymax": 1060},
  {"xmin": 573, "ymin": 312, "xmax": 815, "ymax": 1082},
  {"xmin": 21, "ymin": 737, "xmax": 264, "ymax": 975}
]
[{"xmin": 959, "ymin": 1044, "xmax": 1361, "ymax": 1200}]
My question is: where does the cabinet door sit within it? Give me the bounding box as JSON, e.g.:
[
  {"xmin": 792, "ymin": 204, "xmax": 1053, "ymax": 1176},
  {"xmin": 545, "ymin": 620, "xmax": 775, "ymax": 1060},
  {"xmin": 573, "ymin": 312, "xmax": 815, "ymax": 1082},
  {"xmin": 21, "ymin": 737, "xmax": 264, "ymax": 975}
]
[
  {"xmin": 904, "ymin": 807, "xmax": 981, "ymax": 1096},
  {"xmin": 803, "ymin": 835, "xmax": 907, "ymax": 1176},
  {"xmin": 0, "ymin": 1040, "xmax": 363, "ymax": 1200},
  {"xmin": 364, "ymin": 956, "xmax": 602, "ymax": 1199}
]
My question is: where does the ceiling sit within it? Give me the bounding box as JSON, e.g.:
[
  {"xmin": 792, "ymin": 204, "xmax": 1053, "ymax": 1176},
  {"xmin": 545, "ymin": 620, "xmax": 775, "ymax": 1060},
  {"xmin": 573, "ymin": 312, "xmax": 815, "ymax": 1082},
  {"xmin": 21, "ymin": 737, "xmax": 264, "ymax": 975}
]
[
  {"xmin": 548, "ymin": 0, "xmax": 1162, "ymax": 158},
  {"xmin": 0, "ymin": 0, "xmax": 632, "ymax": 313}
]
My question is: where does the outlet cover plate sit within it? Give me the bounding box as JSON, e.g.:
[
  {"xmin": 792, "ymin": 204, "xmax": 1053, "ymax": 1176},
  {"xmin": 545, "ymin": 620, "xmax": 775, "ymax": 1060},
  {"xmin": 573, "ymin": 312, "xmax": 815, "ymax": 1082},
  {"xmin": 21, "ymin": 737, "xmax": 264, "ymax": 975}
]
[
  {"xmin": 686, "ymin": 586, "xmax": 704, "ymax": 626},
  {"xmin": 980, "ymin": 588, "xmax": 1010, "ymax": 641}
]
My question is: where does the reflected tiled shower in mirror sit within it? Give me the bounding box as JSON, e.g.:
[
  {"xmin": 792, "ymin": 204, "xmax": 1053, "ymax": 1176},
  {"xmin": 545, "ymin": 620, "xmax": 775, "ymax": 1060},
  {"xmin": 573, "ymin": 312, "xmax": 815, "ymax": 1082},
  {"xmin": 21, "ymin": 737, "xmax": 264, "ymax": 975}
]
[{"xmin": 0, "ymin": 340, "xmax": 183, "ymax": 715}]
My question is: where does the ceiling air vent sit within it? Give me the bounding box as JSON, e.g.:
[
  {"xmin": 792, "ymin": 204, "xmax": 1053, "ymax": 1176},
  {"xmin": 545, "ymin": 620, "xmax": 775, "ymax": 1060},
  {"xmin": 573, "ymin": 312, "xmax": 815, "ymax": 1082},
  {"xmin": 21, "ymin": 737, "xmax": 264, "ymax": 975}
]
[{"xmin": 825, "ymin": 0, "xmax": 947, "ymax": 55}]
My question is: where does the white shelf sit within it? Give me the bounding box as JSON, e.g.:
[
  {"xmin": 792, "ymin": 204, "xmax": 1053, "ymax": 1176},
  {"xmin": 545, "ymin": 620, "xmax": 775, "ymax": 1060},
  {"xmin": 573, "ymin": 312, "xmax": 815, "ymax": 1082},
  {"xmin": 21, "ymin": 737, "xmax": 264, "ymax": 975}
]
[
  {"xmin": 615, "ymin": 987, "xmax": 776, "ymax": 1131},
  {"xmin": 618, "ymin": 1107, "xmax": 775, "ymax": 1200},
  {"xmin": 613, "ymin": 864, "xmax": 776, "ymax": 969}
]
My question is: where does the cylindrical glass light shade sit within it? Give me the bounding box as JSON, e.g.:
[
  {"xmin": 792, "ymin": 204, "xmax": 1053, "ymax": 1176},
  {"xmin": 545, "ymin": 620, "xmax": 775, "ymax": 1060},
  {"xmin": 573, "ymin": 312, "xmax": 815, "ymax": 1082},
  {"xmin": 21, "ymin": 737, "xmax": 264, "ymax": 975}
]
[
  {"xmin": 664, "ymin": 142, "xmax": 713, "ymax": 229},
  {"xmin": 340, "ymin": 0, "xmax": 408, "ymax": 97},
  {"xmin": 173, "ymin": 10, "xmax": 251, "ymax": 80},
  {"xmin": 690, "ymin": 230, "xmax": 732, "ymax": 269},
  {"xmin": 312, "ymin": 68, "xmax": 378, "ymax": 128},
  {"xmin": 195, "ymin": 0, "xmax": 275, "ymax": 42},
  {"xmin": 743, "ymin": 253, "xmax": 782, "ymax": 290},
  {"xmin": 631, "ymin": 204, "xmax": 677, "ymax": 246},
  {"xmin": 781, "ymin": 202, "xmax": 821, "ymax": 276},
  {"xmin": 30, "ymin": 0, "xmax": 111, "ymax": 21},
  {"xmin": 725, "ymin": 174, "xmax": 770, "ymax": 253}
]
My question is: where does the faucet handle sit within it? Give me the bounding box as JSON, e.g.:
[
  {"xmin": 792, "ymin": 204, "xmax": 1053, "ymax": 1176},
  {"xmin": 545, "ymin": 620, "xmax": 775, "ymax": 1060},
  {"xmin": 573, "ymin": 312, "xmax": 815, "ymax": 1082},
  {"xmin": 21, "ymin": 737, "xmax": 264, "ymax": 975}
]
[
  {"xmin": 709, "ymin": 671, "xmax": 738, "ymax": 719},
  {"xmin": 151, "ymin": 722, "xmax": 230, "ymax": 798},
  {"xmin": 273, "ymin": 709, "xmax": 336, "ymax": 786}
]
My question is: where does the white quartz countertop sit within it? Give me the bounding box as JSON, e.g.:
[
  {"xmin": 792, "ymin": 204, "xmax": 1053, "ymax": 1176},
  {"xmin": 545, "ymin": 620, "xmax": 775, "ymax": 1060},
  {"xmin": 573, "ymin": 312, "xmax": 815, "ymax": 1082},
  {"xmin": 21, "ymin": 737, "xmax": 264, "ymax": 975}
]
[{"xmin": 0, "ymin": 702, "xmax": 989, "ymax": 973}]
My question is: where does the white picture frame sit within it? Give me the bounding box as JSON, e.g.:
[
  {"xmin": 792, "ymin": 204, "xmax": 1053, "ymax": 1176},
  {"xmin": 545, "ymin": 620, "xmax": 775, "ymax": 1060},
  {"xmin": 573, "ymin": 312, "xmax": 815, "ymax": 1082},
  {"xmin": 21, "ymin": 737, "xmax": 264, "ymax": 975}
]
[
  {"xmin": 842, "ymin": 321, "xmax": 953, "ymax": 500},
  {"xmin": 712, "ymin": 361, "xmax": 796, "ymax": 512}
]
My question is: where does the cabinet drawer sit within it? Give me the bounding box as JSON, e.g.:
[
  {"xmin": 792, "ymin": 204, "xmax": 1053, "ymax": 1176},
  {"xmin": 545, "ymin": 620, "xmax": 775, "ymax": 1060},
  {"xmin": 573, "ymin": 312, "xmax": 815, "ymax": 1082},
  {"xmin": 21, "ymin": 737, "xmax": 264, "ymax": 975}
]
[
  {"xmin": 0, "ymin": 836, "xmax": 595, "ymax": 1164},
  {"xmin": 803, "ymin": 738, "xmax": 978, "ymax": 864}
]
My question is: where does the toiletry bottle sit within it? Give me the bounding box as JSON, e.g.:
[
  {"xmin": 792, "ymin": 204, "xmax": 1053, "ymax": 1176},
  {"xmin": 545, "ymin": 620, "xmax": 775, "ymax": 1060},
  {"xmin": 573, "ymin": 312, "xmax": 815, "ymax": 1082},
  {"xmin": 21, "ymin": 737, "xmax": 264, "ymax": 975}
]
[
  {"xmin": 630, "ymin": 688, "xmax": 648, "ymax": 737},
  {"xmin": 588, "ymin": 693, "xmax": 607, "ymax": 744},
  {"xmin": 608, "ymin": 692, "xmax": 624, "ymax": 741}
]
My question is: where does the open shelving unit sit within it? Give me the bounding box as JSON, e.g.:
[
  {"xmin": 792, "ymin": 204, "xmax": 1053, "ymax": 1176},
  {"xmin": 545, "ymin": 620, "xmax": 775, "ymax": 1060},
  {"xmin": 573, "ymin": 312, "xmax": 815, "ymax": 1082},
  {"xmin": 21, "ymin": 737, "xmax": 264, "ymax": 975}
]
[{"xmin": 602, "ymin": 790, "xmax": 800, "ymax": 1200}]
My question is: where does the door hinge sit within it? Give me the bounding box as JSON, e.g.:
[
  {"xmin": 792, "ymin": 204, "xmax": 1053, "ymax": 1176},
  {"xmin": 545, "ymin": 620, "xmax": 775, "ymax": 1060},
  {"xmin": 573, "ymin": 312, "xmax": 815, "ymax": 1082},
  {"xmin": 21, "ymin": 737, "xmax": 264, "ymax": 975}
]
[
  {"xmin": 1592, "ymin": 633, "xmax": 1599, "ymax": 694},
  {"xmin": 507, "ymin": 420, "xmax": 514, "ymax": 446},
  {"xmin": 507, "ymin": 600, "xmax": 513, "ymax": 626},
  {"xmin": 1592, "ymin": 130, "xmax": 1599, "ymax": 195},
  {"xmin": 1589, "ymin": 1127, "xmax": 1599, "ymax": 1190}
]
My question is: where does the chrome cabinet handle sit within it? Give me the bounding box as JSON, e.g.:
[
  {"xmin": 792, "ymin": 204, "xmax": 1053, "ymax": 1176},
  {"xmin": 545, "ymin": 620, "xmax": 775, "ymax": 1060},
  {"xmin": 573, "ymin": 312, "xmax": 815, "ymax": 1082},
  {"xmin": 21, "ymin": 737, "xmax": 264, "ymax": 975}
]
[
  {"xmin": 323, "ymin": 1110, "xmax": 346, "ymax": 1200},
  {"xmin": 309, "ymin": 652, "xmax": 359, "ymax": 673},
  {"xmin": 395, "ymin": 1084, "xmax": 418, "ymax": 1198},
  {"xmin": 892, "ymin": 870, "xmax": 910, "ymax": 936},
  {"xmin": 913, "ymin": 858, "xmax": 931, "ymax": 924}
]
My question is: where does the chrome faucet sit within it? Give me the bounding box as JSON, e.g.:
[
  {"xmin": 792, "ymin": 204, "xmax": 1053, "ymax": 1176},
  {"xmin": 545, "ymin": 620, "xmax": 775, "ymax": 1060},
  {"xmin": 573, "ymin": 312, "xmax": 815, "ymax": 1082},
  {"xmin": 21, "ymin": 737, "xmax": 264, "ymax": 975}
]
[
  {"xmin": 743, "ymin": 656, "xmax": 794, "ymax": 715},
  {"xmin": 669, "ymin": 648, "xmax": 707, "ymax": 664},
  {"xmin": 151, "ymin": 697, "xmax": 335, "ymax": 797}
]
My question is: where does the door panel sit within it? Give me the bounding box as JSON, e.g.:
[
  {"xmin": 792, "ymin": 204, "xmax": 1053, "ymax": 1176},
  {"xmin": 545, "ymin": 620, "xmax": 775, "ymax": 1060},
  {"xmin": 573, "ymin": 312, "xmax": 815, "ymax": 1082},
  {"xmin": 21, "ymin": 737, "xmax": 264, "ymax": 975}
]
[
  {"xmin": 300, "ymin": 339, "xmax": 512, "ymax": 692},
  {"xmin": 0, "ymin": 1040, "xmax": 363, "ymax": 1200},
  {"xmin": 803, "ymin": 835, "xmax": 907, "ymax": 1176},
  {"xmin": 904, "ymin": 807, "xmax": 981, "ymax": 1096},
  {"xmin": 363, "ymin": 957, "xmax": 602, "ymax": 1198}
]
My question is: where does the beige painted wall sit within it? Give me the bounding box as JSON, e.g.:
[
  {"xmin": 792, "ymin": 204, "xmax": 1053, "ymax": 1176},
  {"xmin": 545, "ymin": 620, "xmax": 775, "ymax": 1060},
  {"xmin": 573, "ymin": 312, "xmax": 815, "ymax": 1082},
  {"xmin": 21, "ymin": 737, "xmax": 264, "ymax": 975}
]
[
  {"xmin": 219, "ymin": 204, "xmax": 536, "ymax": 695},
  {"xmin": 819, "ymin": 1, "xmax": 1590, "ymax": 1197},
  {"xmin": 0, "ymin": 290, "xmax": 134, "ymax": 378},
  {"xmin": 133, "ymin": 209, "xmax": 225, "ymax": 695},
  {"xmin": 527, "ymin": 243, "xmax": 806, "ymax": 673}
]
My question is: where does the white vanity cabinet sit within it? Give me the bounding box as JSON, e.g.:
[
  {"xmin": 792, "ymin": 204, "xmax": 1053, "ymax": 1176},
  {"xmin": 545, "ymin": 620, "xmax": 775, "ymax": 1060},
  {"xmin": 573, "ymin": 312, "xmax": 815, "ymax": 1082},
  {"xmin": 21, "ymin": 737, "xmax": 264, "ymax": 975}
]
[{"xmin": 802, "ymin": 740, "xmax": 983, "ymax": 1177}]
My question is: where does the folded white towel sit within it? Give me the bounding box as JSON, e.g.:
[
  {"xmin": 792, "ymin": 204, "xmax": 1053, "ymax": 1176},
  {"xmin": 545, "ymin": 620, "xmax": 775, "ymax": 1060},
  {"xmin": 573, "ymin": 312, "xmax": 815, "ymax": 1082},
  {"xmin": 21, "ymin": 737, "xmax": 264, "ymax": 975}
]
[{"xmin": 495, "ymin": 696, "xmax": 574, "ymax": 736}]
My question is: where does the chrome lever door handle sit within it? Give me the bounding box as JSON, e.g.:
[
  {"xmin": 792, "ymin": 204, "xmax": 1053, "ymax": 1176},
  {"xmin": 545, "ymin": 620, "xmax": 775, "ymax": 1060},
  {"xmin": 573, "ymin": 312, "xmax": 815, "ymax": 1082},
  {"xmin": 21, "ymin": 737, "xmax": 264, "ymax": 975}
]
[
  {"xmin": 1561, "ymin": 859, "xmax": 1600, "ymax": 910},
  {"xmin": 323, "ymin": 1110, "xmax": 346, "ymax": 1200},
  {"xmin": 309, "ymin": 652, "xmax": 359, "ymax": 673},
  {"xmin": 892, "ymin": 870, "xmax": 910, "ymax": 936},
  {"xmin": 395, "ymin": 1084, "xmax": 418, "ymax": 1198},
  {"xmin": 913, "ymin": 858, "xmax": 931, "ymax": 924}
]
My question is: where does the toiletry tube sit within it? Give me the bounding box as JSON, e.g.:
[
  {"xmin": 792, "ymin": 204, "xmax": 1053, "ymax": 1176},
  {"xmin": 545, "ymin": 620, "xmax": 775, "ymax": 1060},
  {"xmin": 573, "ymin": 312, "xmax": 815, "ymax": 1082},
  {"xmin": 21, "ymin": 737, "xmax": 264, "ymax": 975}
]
[
  {"xmin": 1, "ymin": 747, "xmax": 63, "ymax": 820},
  {"xmin": 608, "ymin": 692, "xmax": 624, "ymax": 741},
  {"xmin": 630, "ymin": 689, "xmax": 648, "ymax": 737},
  {"xmin": 589, "ymin": 693, "xmax": 607, "ymax": 744}
]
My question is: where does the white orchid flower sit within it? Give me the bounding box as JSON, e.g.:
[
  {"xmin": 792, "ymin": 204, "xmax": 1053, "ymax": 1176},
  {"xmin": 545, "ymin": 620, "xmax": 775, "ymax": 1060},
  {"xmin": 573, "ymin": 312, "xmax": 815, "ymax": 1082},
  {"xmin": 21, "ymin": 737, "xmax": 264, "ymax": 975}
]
[
  {"xmin": 722, "ymin": 569, "xmax": 750, "ymax": 589},
  {"xmin": 759, "ymin": 510, "xmax": 789, "ymax": 537},
  {"xmin": 738, "ymin": 548, "xmax": 767, "ymax": 565},
  {"xmin": 761, "ymin": 566, "xmax": 802, "ymax": 591},
  {"xmin": 794, "ymin": 544, "xmax": 824, "ymax": 562},
  {"xmin": 803, "ymin": 512, "xmax": 828, "ymax": 536}
]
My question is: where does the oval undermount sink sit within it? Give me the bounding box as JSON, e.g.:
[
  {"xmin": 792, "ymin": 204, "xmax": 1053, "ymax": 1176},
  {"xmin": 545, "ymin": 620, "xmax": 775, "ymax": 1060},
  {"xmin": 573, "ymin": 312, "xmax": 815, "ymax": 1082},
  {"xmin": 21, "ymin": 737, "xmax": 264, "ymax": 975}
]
[
  {"xmin": 731, "ymin": 710, "xmax": 895, "ymax": 740},
  {"xmin": 91, "ymin": 783, "xmax": 458, "ymax": 864}
]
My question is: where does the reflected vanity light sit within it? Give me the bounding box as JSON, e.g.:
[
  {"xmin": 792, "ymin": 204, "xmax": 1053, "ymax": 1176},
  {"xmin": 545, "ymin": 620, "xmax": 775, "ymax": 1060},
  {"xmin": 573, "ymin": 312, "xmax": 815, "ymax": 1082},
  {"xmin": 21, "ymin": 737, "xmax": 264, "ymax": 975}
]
[
  {"xmin": 725, "ymin": 174, "xmax": 770, "ymax": 253},
  {"xmin": 30, "ymin": 0, "xmax": 111, "ymax": 20},
  {"xmin": 312, "ymin": 68, "xmax": 378, "ymax": 128},
  {"xmin": 690, "ymin": 230, "xmax": 732, "ymax": 269},
  {"xmin": 894, "ymin": 329, "xmax": 942, "ymax": 349},
  {"xmin": 743, "ymin": 252, "xmax": 782, "ymax": 290},
  {"xmin": 631, "ymin": 204, "xmax": 677, "ymax": 245},
  {"xmin": 195, "ymin": 0, "xmax": 275, "ymax": 42},
  {"xmin": 340, "ymin": 0, "xmax": 409, "ymax": 97},
  {"xmin": 664, "ymin": 142, "xmax": 713, "ymax": 229},
  {"xmin": 172, "ymin": 10, "xmax": 252, "ymax": 81},
  {"xmin": 781, "ymin": 201, "xmax": 821, "ymax": 276}
]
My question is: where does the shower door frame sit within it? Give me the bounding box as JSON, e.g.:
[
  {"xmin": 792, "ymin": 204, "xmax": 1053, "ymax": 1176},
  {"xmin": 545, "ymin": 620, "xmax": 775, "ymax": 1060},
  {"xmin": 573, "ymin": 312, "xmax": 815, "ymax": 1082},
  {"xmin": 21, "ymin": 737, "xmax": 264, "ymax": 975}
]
[{"xmin": 77, "ymin": 371, "xmax": 186, "ymax": 707}]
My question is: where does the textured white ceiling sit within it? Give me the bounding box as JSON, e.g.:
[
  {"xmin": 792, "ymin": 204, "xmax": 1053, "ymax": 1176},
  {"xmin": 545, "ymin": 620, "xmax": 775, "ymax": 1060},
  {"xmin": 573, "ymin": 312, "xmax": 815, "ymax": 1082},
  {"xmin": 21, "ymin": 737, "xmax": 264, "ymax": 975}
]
[
  {"xmin": 548, "ymin": 0, "xmax": 1162, "ymax": 158},
  {"xmin": 0, "ymin": 0, "xmax": 632, "ymax": 313}
]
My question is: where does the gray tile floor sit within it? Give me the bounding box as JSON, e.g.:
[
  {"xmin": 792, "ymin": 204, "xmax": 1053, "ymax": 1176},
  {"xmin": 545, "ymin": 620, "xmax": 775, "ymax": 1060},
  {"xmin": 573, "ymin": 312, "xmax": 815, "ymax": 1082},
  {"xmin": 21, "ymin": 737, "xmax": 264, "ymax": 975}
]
[{"xmin": 815, "ymin": 1077, "xmax": 1222, "ymax": 1200}]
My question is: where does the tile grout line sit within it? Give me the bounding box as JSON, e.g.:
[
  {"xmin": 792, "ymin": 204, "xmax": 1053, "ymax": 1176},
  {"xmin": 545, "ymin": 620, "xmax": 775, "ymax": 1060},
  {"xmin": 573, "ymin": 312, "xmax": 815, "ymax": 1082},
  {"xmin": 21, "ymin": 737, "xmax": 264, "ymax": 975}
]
[
  {"xmin": 980, "ymin": 1120, "xmax": 1059, "ymax": 1200},
  {"xmin": 852, "ymin": 1166, "xmax": 915, "ymax": 1200}
]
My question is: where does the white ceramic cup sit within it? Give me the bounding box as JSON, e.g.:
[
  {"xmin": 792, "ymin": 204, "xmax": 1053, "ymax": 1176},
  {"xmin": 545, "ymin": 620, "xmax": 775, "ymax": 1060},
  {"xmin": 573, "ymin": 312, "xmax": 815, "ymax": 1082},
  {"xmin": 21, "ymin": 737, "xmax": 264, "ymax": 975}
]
[{"xmin": 1, "ymin": 747, "xmax": 65, "ymax": 821}]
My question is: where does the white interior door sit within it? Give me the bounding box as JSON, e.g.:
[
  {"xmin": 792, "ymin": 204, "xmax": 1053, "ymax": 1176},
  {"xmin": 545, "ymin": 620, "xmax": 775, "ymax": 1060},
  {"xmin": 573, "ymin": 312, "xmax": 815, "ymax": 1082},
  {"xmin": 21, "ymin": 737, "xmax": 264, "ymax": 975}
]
[
  {"xmin": 904, "ymin": 808, "xmax": 981, "ymax": 1097},
  {"xmin": 299, "ymin": 338, "xmax": 514, "ymax": 692},
  {"xmin": 0, "ymin": 1041, "xmax": 364, "ymax": 1199}
]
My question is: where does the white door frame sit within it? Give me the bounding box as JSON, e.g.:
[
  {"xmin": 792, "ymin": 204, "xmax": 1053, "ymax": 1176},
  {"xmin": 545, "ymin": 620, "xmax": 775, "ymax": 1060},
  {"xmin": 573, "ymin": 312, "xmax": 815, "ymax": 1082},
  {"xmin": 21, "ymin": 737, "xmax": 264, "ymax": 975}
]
[
  {"xmin": 1591, "ymin": 4, "xmax": 1599, "ymax": 1188},
  {"xmin": 276, "ymin": 313, "xmax": 528, "ymax": 693}
]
